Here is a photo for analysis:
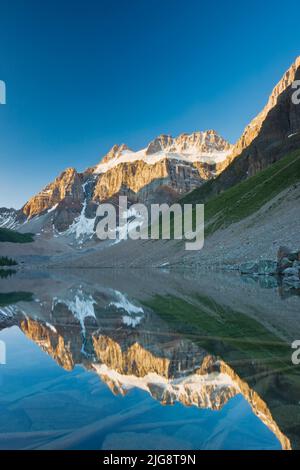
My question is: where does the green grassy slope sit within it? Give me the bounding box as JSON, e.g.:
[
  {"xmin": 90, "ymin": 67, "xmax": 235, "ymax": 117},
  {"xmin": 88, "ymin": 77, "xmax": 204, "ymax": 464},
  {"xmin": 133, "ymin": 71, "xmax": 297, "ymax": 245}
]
[
  {"xmin": 0, "ymin": 227, "xmax": 34, "ymax": 243},
  {"xmin": 180, "ymin": 150, "xmax": 300, "ymax": 236}
]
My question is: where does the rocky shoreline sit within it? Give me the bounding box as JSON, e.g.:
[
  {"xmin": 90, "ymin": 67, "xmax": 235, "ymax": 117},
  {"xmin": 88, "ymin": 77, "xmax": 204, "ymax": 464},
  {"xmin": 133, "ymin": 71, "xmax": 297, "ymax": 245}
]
[{"xmin": 239, "ymin": 246, "xmax": 300, "ymax": 290}]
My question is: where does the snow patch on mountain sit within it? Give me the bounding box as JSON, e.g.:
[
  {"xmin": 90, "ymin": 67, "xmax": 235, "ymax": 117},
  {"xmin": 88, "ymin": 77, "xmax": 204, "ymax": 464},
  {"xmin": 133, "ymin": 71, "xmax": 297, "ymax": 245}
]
[
  {"xmin": 47, "ymin": 203, "xmax": 58, "ymax": 214},
  {"xmin": 94, "ymin": 131, "xmax": 232, "ymax": 174},
  {"xmin": 109, "ymin": 290, "xmax": 144, "ymax": 314},
  {"xmin": 94, "ymin": 148, "xmax": 231, "ymax": 175},
  {"xmin": 45, "ymin": 322, "xmax": 57, "ymax": 333},
  {"xmin": 109, "ymin": 290, "xmax": 144, "ymax": 328},
  {"xmin": 52, "ymin": 290, "xmax": 96, "ymax": 335},
  {"xmin": 122, "ymin": 315, "xmax": 143, "ymax": 328},
  {"xmin": 63, "ymin": 199, "xmax": 96, "ymax": 243},
  {"xmin": 0, "ymin": 210, "xmax": 19, "ymax": 229}
]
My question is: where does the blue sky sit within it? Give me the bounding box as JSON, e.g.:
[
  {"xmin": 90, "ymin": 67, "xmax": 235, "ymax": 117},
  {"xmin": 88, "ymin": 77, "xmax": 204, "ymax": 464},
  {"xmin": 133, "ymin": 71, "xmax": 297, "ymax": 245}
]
[{"xmin": 0, "ymin": 0, "xmax": 299, "ymax": 208}]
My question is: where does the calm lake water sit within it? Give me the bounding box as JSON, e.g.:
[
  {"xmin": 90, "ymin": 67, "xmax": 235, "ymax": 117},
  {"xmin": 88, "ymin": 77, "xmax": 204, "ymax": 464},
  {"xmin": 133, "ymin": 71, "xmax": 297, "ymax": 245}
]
[{"xmin": 0, "ymin": 268, "xmax": 299, "ymax": 450}]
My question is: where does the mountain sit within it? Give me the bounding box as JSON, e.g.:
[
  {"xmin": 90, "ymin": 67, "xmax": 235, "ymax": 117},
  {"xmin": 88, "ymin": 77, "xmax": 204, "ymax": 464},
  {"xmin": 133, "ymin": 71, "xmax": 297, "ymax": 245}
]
[
  {"xmin": 0, "ymin": 130, "xmax": 232, "ymax": 241},
  {"xmin": 1, "ymin": 57, "xmax": 300, "ymax": 255},
  {"xmin": 61, "ymin": 149, "xmax": 299, "ymax": 268},
  {"xmin": 0, "ymin": 207, "xmax": 22, "ymax": 229},
  {"xmin": 231, "ymin": 56, "xmax": 300, "ymax": 161},
  {"xmin": 186, "ymin": 56, "xmax": 300, "ymax": 202},
  {"xmin": 58, "ymin": 57, "xmax": 300, "ymax": 268}
]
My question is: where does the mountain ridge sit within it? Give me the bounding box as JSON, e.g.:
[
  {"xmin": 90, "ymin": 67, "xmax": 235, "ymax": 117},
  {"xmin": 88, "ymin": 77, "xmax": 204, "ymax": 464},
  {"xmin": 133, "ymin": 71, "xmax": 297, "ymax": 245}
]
[
  {"xmin": 0, "ymin": 129, "xmax": 232, "ymax": 238},
  {"xmin": 1, "ymin": 56, "xmax": 300, "ymax": 250},
  {"xmin": 186, "ymin": 56, "xmax": 300, "ymax": 203}
]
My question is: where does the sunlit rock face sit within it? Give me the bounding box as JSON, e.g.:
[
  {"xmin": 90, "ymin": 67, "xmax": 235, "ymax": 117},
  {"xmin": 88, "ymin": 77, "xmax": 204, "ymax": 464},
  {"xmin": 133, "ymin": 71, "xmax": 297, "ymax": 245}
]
[
  {"xmin": 23, "ymin": 168, "xmax": 84, "ymax": 221},
  {"xmin": 1, "ymin": 58, "xmax": 300, "ymax": 250},
  {"xmin": 206, "ymin": 56, "xmax": 300, "ymax": 197},
  {"xmin": 230, "ymin": 57, "xmax": 300, "ymax": 162},
  {"xmin": 145, "ymin": 131, "xmax": 232, "ymax": 155},
  {"xmin": 0, "ymin": 130, "xmax": 232, "ymax": 241},
  {"xmin": 100, "ymin": 144, "xmax": 131, "ymax": 163},
  {"xmin": 92, "ymin": 159, "xmax": 197, "ymax": 204},
  {"xmin": 91, "ymin": 130, "xmax": 232, "ymax": 204}
]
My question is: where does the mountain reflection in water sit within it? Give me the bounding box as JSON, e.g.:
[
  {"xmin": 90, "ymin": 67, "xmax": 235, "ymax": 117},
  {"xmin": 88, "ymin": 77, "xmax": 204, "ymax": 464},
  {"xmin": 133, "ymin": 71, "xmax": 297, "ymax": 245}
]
[{"xmin": 0, "ymin": 268, "xmax": 300, "ymax": 450}]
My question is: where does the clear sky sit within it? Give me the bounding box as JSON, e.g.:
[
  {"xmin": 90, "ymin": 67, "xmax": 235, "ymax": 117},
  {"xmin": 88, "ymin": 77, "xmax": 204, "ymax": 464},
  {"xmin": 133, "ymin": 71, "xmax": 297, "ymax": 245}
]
[{"xmin": 0, "ymin": 0, "xmax": 299, "ymax": 209}]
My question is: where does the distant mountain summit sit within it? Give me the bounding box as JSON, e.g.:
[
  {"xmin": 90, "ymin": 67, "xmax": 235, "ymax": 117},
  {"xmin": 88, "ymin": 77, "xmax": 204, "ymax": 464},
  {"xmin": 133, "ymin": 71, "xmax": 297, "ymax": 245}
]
[
  {"xmin": 145, "ymin": 130, "xmax": 231, "ymax": 155},
  {"xmin": 231, "ymin": 56, "xmax": 300, "ymax": 161},
  {"xmin": 205, "ymin": 56, "xmax": 300, "ymax": 197},
  {"xmin": 100, "ymin": 143, "xmax": 131, "ymax": 165},
  {"xmin": 0, "ymin": 130, "xmax": 231, "ymax": 242},
  {"xmin": 93, "ymin": 130, "xmax": 232, "ymax": 174},
  {"xmin": 1, "ymin": 57, "xmax": 300, "ymax": 246}
]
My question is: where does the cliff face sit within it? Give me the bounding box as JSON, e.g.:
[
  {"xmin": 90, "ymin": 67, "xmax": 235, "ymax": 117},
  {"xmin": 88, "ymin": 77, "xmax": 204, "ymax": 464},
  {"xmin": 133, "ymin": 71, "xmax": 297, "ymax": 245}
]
[
  {"xmin": 231, "ymin": 56, "xmax": 300, "ymax": 161},
  {"xmin": 145, "ymin": 130, "xmax": 232, "ymax": 155},
  {"xmin": 2, "ymin": 130, "xmax": 231, "ymax": 239},
  {"xmin": 92, "ymin": 132, "xmax": 233, "ymax": 204},
  {"xmin": 3, "ymin": 58, "xmax": 300, "ymax": 242},
  {"xmin": 0, "ymin": 207, "xmax": 22, "ymax": 229},
  {"xmin": 203, "ymin": 56, "xmax": 300, "ymax": 198},
  {"xmin": 21, "ymin": 168, "xmax": 85, "ymax": 232},
  {"xmin": 92, "ymin": 158, "xmax": 214, "ymax": 205},
  {"xmin": 90, "ymin": 131, "xmax": 232, "ymax": 206}
]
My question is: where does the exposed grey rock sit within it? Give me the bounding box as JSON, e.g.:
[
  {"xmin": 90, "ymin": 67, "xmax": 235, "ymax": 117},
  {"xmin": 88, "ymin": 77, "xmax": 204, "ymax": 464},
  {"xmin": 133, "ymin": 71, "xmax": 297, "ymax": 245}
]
[
  {"xmin": 257, "ymin": 260, "xmax": 278, "ymax": 275},
  {"xmin": 277, "ymin": 246, "xmax": 293, "ymax": 261},
  {"xmin": 283, "ymin": 267, "xmax": 300, "ymax": 277},
  {"xmin": 240, "ymin": 261, "xmax": 258, "ymax": 274},
  {"xmin": 277, "ymin": 246, "xmax": 300, "ymax": 264},
  {"xmin": 146, "ymin": 134, "xmax": 174, "ymax": 155},
  {"xmin": 293, "ymin": 261, "xmax": 300, "ymax": 269},
  {"xmin": 145, "ymin": 131, "xmax": 232, "ymax": 156},
  {"xmin": 278, "ymin": 257, "xmax": 293, "ymax": 273},
  {"xmin": 100, "ymin": 143, "xmax": 131, "ymax": 163},
  {"xmin": 283, "ymin": 276, "xmax": 300, "ymax": 287},
  {"xmin": 202, "ymin": 58, "xmax": 300, "ymax": 200},
  {"xmin": 288, "ymin": 251, "xmax": 300, "ymax": 262},
  {"xmin": 258, "ymin": 276, "xmax": 279, "ymax": 289}
]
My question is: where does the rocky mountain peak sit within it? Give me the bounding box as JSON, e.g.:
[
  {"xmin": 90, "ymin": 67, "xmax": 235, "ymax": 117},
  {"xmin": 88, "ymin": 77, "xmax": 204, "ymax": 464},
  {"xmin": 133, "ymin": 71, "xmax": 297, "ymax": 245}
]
[
  {"xmin": 0, "ymin": 207, "xmax": 20, "ymax": 229},
  {"xmin": 22, "ymin": 166, "xmax": 84, "ymax": 219},
  {"xmin": 173, "ymin": 130, "xmax": 232, "ymax": 153},
  {"xmin": 146, "ymin": 131, "xmax": 232, "ymax": 156},
  {"xmin": 266, "ymin": 56, "xmax": 300, "ymax": 111},
  {"xmin": 101, "ymin": 143, "xmax": 131, "ymax": 164},
  {"xmin": 145, "ymin": 134, "xmax": 174, "ymax": 155},
  {"xmin": 230, "ymin": 56, "xmax": 300, "ymax": 160}
]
